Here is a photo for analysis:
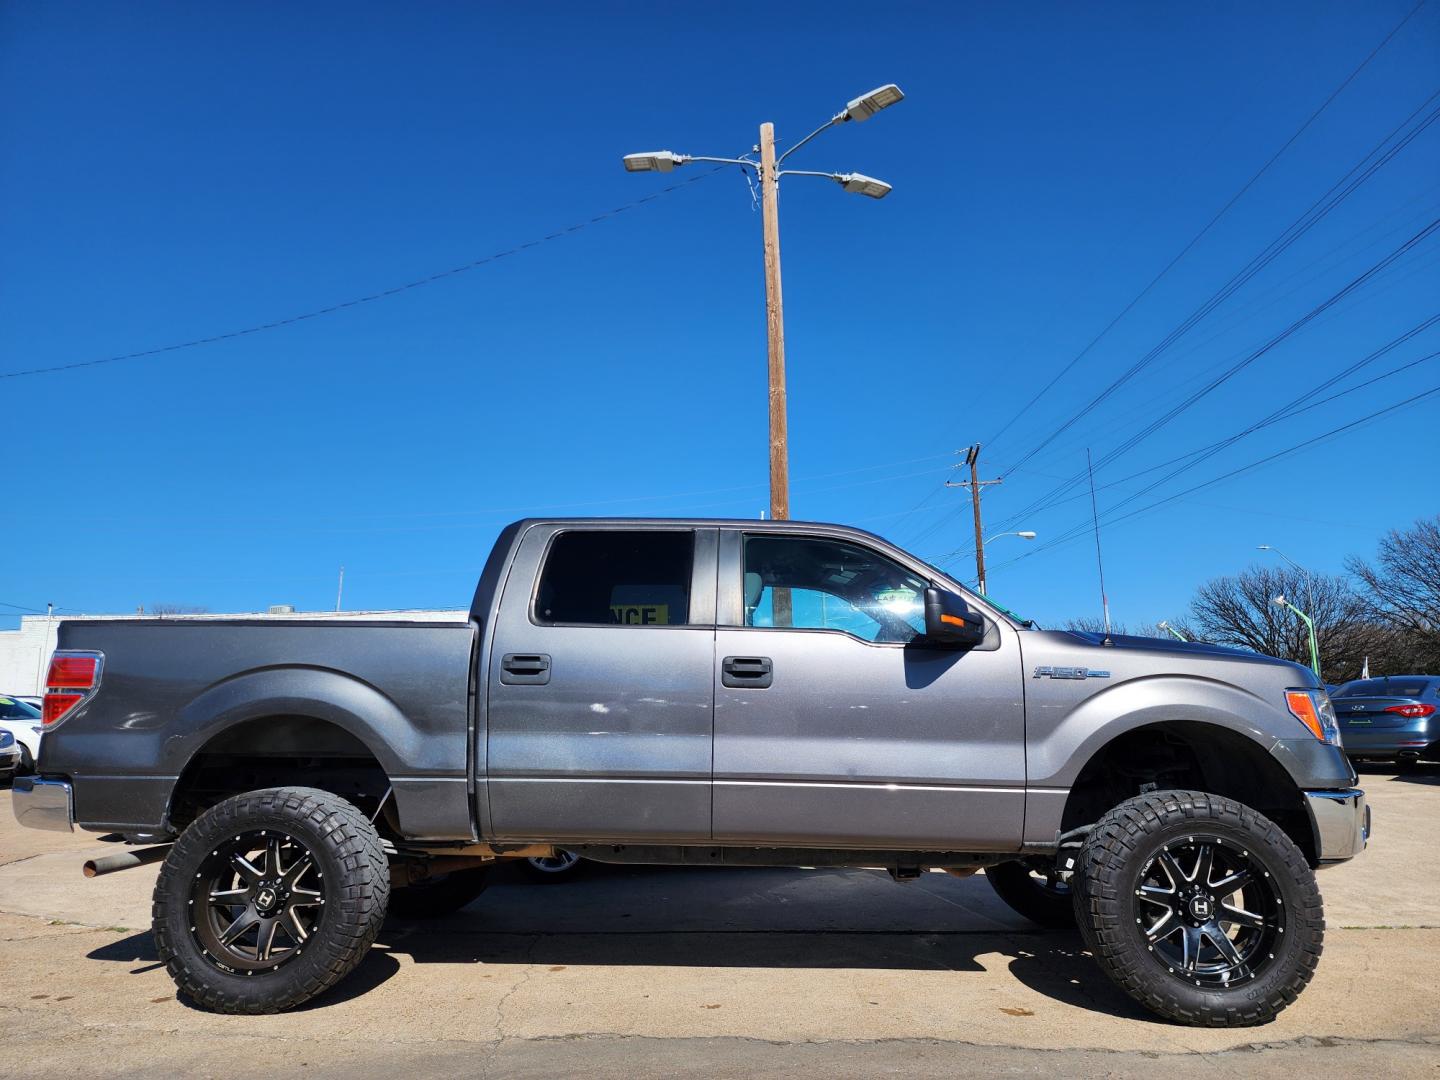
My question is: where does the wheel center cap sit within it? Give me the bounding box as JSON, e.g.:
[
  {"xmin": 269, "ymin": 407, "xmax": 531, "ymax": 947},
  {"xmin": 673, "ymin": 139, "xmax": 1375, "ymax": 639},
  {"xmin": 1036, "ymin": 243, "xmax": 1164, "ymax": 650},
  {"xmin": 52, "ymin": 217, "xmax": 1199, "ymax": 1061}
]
[
  {"xmin": 1189, "ymin": 894, "xmax": 1213, "ymax": 921},
  {"xmin": 255, "ymin": 886, "xmax": 279, "ymax": 913}
]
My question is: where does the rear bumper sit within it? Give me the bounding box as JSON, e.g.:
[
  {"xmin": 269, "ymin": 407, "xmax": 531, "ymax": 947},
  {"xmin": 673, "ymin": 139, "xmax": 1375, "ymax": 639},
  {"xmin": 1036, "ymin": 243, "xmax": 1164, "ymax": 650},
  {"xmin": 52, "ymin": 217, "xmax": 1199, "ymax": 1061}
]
[
  {"xmin": 1340, "ymin": 727, "xmax": 1433, "ymax": 758},
  {"xmin": 1304, "ymin": 787, "xmax": 1368, "ymax": 864},
  {"xmin": 11, "ymin": 776, "xmax": 74, "ymax": 832}
]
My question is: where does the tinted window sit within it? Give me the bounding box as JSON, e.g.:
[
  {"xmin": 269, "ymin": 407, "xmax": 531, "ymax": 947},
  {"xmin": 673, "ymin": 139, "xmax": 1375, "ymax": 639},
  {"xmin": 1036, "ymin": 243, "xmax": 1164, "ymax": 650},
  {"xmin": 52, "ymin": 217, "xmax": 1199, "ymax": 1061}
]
[
  {"xmin": 743, "ymin": 534, "xmax": 929, "ymax": 644},
  {"xmin": 1333, "ymin": 678, "xmax": 1432, "ymax": 698},
  {"xmin": 0, "ymin": 697, "xmax": 40, "ymax": 720},
  {"xmin": 535, "ymin": 530, "xmax": 693, "ymax": 626}
]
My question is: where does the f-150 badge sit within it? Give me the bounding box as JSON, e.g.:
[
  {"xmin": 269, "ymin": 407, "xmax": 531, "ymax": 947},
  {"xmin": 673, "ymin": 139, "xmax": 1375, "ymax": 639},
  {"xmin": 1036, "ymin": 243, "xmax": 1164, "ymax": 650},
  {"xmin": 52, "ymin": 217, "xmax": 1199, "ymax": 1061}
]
[{"xmin": 1033, "ymin": 666, "xmax": 1111, "ymax": 679}]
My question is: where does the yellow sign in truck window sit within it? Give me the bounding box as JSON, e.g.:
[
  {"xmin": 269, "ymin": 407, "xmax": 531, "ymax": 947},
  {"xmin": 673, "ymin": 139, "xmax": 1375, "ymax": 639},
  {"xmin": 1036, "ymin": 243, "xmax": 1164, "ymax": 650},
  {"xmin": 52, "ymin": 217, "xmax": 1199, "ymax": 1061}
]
[{"xmin": 609, "ymin": 603, "xmax": 671, "ymax": 626}]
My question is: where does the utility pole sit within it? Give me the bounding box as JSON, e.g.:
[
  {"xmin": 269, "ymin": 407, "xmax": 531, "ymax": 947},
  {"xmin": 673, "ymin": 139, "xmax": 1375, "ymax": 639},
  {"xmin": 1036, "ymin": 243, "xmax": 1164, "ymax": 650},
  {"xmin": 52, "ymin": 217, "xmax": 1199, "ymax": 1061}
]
[
  {"xmin": 759, "ymin": 121, "xmax": 789, "ymax": 523},
  {"xmin": 622, "ymin": 84, "xmax": 903, "ymax": 528},
  {"xmin": 946, "ymin": 444, "xmax": 1003, "ymax": 595},
  {"xmin": 336, "ymin": 566, "xmax": 345, "ymax": 613}
]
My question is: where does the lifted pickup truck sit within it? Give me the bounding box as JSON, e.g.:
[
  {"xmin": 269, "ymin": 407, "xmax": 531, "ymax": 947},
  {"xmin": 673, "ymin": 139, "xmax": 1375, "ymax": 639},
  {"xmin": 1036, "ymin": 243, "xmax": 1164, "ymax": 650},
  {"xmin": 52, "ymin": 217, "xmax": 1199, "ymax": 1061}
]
[{"xmin": 15, "ymin": 518, "xmax": 1367, "ymax": 1024}]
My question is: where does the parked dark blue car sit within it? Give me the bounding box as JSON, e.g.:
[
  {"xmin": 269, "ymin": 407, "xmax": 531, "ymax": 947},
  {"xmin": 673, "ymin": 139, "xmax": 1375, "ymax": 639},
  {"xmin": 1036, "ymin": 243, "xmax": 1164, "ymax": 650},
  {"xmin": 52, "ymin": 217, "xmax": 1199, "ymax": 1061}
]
[{"xmin": 1333, "ymin": 675, "xmax": 1439, "ymax": 764}]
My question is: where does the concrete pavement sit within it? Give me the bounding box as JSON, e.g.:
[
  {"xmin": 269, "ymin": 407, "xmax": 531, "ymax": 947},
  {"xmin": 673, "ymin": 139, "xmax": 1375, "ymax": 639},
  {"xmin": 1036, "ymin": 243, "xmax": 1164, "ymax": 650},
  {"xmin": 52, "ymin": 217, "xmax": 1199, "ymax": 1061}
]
[{"xmin": 1, "ymin": 765, "xmax": 1437, "ymax": 1077}]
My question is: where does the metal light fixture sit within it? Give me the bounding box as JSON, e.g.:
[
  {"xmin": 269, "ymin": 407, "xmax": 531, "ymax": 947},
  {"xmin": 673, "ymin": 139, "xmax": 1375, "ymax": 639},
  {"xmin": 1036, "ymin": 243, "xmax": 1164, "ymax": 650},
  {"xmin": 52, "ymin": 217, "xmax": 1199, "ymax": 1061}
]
[
  {"xmin": 837, "ymin": 172, "xmax": 892, "ymax": 199},
  {"xmin": 622, "ymin": 151, "xmax": 688, "ymax": 173},
  {"xmin": 842, "ymin": 84, "xmax": 905, "ymax": 123},
  {"xmin": 1016, "ymin": 531, "xmax": 1037, "ymax": 540}
]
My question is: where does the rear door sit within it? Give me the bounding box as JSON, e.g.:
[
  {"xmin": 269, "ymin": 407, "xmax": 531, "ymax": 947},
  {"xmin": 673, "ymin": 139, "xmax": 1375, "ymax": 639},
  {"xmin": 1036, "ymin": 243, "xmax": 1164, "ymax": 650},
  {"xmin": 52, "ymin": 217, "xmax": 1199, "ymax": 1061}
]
[
  {"xmin": 484, "ymin": 523, "xmax": 717, "ymax": 842},
  {"xmin": 711, "ymin": 528, "xmax": 1026, "ymax": 850}
]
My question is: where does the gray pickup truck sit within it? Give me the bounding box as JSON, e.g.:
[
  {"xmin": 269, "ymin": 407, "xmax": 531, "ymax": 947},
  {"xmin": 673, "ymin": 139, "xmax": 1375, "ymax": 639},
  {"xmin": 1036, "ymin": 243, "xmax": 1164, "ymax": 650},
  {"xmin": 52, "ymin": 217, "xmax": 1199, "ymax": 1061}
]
[{"xmin": 14, "ymin": 518, "xmax": 1367, "ymax": 1024}]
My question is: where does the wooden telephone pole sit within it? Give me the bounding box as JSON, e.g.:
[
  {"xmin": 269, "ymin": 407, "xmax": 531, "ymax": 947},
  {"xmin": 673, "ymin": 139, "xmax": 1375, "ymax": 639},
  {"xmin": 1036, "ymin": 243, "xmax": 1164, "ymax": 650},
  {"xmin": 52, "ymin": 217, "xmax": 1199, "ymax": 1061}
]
[
  {"xmin": 946, "ymin": 444, "xmax": 1003, "ymax": 595},
  {"xmin": 758, "ymin": 122, "xmax": 789, "ymax": 523}
]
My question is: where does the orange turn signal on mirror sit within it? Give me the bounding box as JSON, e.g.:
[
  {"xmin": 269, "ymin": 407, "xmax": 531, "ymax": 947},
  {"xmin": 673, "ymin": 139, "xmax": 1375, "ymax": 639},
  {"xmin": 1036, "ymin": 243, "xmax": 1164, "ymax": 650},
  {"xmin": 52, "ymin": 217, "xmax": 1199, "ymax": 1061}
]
[
  {"xmin": 939, "ymin": 614, "xmax": 966, "ymax": 627},
  {"xmin": 1285, "ymin": 690, "xmax": 1324, "ymax": 741}
]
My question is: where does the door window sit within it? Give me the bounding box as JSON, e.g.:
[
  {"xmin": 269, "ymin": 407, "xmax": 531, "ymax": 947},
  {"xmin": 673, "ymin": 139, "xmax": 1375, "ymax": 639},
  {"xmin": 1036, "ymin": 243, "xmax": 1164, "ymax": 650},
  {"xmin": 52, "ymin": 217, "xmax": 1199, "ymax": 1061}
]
[
  {"xmin": 535, "ymin": 530, "xmax": 694, "ymax": 626},
  {"xmin": 742, "ymin": 534, "xmax": 928, "ymax": 643}
]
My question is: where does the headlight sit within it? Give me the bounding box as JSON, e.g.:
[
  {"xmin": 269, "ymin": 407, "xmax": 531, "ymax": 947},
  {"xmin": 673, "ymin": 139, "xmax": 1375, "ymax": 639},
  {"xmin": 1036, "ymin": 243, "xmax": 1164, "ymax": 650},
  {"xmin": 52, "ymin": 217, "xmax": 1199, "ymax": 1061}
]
[{"xmin": 1285, "ymin": 688, "xmax": 1342, "ymax": 747}]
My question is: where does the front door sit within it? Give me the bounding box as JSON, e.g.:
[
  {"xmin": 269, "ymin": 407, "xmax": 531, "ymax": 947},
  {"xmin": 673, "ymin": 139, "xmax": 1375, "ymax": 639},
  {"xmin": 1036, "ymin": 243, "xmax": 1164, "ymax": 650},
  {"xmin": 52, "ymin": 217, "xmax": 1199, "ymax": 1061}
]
[
  {"xmin": 485, "ymin": 524, "xmax": 717, "ymax": 842},
  {"xmin": 712, "ymin": 529, "xmax": 1026, "ymax": 851}
]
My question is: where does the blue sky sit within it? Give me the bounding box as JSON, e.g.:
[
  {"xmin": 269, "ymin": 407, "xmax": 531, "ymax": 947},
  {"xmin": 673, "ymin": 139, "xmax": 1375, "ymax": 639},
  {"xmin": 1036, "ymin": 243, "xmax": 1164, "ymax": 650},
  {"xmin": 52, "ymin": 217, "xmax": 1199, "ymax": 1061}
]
[{"xmin": 2, "ymin": 1, "xmax": 1437, "ymax": 629}]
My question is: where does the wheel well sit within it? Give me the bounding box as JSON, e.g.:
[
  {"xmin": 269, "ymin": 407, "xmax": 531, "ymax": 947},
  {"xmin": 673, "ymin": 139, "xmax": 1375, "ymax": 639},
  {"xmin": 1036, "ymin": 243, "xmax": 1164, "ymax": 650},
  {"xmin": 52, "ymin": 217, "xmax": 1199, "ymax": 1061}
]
[
  {"xmin": 168, "ymin": 716, "xmax": 394, "ymax": 834},
  {"xmin": 1061, "ymin": 722, "xmax": 1315, "ymax": 863}
]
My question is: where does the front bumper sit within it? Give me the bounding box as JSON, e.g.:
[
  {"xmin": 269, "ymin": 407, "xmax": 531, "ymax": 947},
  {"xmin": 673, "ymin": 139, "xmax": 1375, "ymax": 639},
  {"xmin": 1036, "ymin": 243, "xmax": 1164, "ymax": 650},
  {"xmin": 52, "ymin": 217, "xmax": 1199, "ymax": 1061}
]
[
  {"xmin": 10, "ymin": 776, "xmax": 74, "ymax": 832},
  {"xmin": 1304, "ymin": 787, "xmax": 1368, "ymax": 864}
]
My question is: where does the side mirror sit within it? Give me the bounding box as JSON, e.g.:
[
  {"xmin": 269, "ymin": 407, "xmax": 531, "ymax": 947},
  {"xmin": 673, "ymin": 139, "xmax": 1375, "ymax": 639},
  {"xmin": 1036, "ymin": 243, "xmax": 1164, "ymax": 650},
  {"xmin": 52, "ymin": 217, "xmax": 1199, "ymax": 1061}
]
[{"xmin": 923, "ymin": 587, "xmax": 985, "ymax": 647}]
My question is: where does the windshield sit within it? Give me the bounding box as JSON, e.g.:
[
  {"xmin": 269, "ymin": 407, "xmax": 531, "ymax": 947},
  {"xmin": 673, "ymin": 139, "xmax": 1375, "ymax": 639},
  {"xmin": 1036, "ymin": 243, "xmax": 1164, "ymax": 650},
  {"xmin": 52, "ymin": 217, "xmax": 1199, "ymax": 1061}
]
[
  {"xmin": 1333, "ymin": 678, "xmax": 1433, "ymax": 698},
  {"xmin": 909, "ymin": 555, "xmax": 1036, "ymax": 628},
  {"xmin": 0, "ymin": 696, "xmax": 41, "ymax": 720}
]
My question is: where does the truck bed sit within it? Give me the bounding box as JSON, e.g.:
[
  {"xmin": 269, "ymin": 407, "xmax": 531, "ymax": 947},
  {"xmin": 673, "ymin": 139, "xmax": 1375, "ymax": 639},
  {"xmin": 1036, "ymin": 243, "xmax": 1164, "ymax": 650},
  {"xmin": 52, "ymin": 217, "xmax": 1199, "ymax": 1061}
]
[{"xmin": 41, "ymin": 618, "xmax": 477, "ymax": 838}]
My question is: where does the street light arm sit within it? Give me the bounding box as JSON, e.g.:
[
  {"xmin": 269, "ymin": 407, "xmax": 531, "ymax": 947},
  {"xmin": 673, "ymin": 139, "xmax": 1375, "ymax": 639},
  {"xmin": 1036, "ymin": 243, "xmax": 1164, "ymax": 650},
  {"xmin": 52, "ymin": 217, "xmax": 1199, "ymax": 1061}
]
[
  {"xmin": 687, "ymin": 155, "xmax": 758, "ymax": 169},
  {"xmin": 775, "ymin": 117, "xmax": 841, "ymax": 166}
]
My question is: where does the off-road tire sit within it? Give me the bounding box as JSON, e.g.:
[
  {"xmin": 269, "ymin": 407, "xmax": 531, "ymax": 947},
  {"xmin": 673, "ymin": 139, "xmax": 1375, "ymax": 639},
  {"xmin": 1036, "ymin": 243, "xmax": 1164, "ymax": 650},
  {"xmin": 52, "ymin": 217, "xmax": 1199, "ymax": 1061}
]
[
  {"xmin": 985, "ymin": 859, "xmax": 1075, "ymax": 928},
  {"xmin": 1072, "ymin": 788, "xmax": 1323, "ymax": 1026},
  {"xmin": 153, "ymin": 786, "xmax": 389, "ymax": 1014},
  {"xmin": 389, "ymin": 867, "xmax": 490, "ymax": 918}
]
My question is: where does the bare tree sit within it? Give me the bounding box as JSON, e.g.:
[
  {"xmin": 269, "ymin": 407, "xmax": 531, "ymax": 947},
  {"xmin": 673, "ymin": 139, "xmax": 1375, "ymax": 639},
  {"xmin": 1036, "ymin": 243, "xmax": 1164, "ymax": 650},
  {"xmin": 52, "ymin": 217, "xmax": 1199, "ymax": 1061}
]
[
  {"xmin": 148, "ymin": 603, "xmax": 210, "ymax": 615},
  {"xmin": 1346, "ymin": 516, "xmax": 1440, "ymax": 672},
  {"xmin": 1187, "ymin": 565, "xmax": 1378, "ymax": 683},
  {"xmin": 1061, "ymin": 616, "xmax": 1176, "ymax": 639}
]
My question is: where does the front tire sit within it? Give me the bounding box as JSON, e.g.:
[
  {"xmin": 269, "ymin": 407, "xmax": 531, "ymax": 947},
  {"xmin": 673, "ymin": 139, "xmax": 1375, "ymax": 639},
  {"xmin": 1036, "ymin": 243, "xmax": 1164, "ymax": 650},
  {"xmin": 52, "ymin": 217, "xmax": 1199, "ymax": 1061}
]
[
  {"xmin": 985, "ymin": 858, "xmax": 1075, "ymax": 928},
  {"xmin": 1072, "ymin": 789, "xmax": 1323, "ymax": 1027},
  {"xmin": 152, "ymin": 786, "xmax": 389, "ymax": 1014}
]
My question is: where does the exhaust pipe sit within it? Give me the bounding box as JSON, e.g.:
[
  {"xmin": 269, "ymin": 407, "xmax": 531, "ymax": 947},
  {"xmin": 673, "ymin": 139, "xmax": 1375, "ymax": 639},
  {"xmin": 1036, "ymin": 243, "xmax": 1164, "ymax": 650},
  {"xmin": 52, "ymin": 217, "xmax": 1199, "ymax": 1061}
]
[{"xmin": 83, "ymin": 844, "xmax": 172, "ymax": 878}]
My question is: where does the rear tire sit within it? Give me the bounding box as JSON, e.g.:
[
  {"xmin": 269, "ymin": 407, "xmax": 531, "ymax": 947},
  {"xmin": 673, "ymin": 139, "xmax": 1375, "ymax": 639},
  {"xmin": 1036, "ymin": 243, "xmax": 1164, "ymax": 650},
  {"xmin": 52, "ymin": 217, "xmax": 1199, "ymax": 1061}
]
[
  {"xmin": 152, "ymin": 786, "xmax": 389, "ymax": 1014},
  {"xmin": 1072, "ymin": 789, "xmax": 1323, "ymax": 1026},
  {"xmin": 985, "ymin": 859, "xmax": 1075, "ymax": 928}
]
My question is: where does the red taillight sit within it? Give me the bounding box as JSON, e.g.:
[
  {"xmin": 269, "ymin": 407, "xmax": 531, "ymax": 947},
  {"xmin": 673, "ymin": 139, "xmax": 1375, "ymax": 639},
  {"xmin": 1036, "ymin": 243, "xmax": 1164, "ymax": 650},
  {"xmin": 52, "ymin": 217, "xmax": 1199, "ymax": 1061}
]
[
  {"xmin": 1385, "ymin": 703, "xmax": 1437, "ymax": 719},
  {"xmin": 43, "ymin": 693, "xmax": 84, "ymax": 725},
  {"xmin": 42, "ymin": 650, "xmax": 103, "ymax": 726},
  {"xmin": 47, "ymin": 654, "xmax": 99, "ymax": 689}
]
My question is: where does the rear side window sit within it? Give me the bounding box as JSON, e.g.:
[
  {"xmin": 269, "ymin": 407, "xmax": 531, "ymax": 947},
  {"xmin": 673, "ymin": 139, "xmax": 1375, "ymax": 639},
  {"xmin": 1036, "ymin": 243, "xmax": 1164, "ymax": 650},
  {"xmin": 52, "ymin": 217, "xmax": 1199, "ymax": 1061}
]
[{"xmin": 535, "ymin": 530, "xmax": 694, "ymax": 626}]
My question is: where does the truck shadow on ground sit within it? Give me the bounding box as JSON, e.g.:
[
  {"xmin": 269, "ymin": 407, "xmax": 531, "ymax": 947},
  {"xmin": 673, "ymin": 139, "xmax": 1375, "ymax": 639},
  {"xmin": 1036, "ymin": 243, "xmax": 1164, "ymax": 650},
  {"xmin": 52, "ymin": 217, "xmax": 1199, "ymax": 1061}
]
[
  {"xmin": 85, "ymin": 864, "xmax": 1153, "ymax": 1022},
  {"xmin": 86, "ymin": 925, "xmax": 1148, "ymax": 1020}
]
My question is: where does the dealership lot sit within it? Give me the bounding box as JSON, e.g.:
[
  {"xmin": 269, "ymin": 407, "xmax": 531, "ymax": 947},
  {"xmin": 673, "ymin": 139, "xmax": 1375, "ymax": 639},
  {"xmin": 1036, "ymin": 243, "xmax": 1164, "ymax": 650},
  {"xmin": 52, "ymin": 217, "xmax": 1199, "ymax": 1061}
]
[{"xmin": 1, "ymin": 765, "xmax": 1436, "ymax": 1078}]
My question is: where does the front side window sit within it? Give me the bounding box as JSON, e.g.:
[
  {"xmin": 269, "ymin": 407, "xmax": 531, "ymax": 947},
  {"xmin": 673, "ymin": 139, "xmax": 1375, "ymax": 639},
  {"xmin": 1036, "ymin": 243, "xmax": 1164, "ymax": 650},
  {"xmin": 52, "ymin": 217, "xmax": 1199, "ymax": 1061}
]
[
  {"xmin": 535, "ymin": 530, "xmax": 693, "ymax": 626},
  {"xmin": 743, "ymin": 534, "xmax": 929, "ymax": 644}
]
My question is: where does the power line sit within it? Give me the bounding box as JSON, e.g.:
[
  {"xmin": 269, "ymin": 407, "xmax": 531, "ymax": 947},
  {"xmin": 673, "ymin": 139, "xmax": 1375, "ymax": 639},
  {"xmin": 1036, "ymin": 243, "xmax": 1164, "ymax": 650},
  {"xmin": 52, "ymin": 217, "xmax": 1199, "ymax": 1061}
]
[
  {"xmin": 937, "ymin": 324, "xmax": 1440, "ymax": 566},
  {"xmin": 992, "ymin": 206, "xmax": 1440, "ymax": 532},
  {"xmin": 0, "ymin": 169, "xmax": 724, "ymax": 380},
  {"xmin": 975, "ymin": 382, "xmax": 1440, "ymax": 575},
  {"xmin": 997, "ymin": 90, "xmax": 1440, "ymax": 482},
  {"xmin": 982, "ymin": 0, "xmax": 1431, "ymax": 452}
]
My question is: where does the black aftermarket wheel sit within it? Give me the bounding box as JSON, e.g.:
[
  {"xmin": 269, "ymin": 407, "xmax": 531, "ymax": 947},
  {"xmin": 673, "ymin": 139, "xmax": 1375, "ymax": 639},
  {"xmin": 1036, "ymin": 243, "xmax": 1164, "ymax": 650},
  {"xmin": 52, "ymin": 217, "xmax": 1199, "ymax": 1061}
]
[
  {"xmin": 153, "ymin": 787, "xmax": 389, "ymax": 1014},
  {"xmin": 1072, "ymin": 789, "xmax": 1324, "ymax": 1027},
  {"xmin": 1077, "ymin": 789, "xmax": 1319, "ymax": 1025}
]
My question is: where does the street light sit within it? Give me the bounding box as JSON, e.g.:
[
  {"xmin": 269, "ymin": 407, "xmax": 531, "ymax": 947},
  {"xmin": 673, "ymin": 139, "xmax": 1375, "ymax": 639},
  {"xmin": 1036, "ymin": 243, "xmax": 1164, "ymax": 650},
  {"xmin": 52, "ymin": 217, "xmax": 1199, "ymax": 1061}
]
[
  {"xmin": 975, "ymin": 530, "xmax": 1037, "ymax": 595},
  {"xmin": 1273, "ymin": 594, "xmax": 1321, "ymax": 679},
  {"xmin": 1257, "ymin": 544, "xmax": 1316, "ymax": 615},
  {"xmin": 623, "ymin": 84, "xmax": 904, "ymax": 522},
  {"xmin": 1157, "ymin": 620, "xmax": 1188, "ymax": 642}
]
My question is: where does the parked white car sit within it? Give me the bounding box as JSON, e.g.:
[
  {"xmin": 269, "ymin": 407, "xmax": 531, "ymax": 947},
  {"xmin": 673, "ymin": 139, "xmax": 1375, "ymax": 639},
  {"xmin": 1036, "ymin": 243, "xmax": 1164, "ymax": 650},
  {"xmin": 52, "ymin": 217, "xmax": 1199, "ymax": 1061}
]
[
  {"xmin": 0, "ymin": 729, "xmax": 19, "ymax": 781},
  {"xmin": 0, "ymin": 695, "xmax": 44, "ymax": 773}
]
